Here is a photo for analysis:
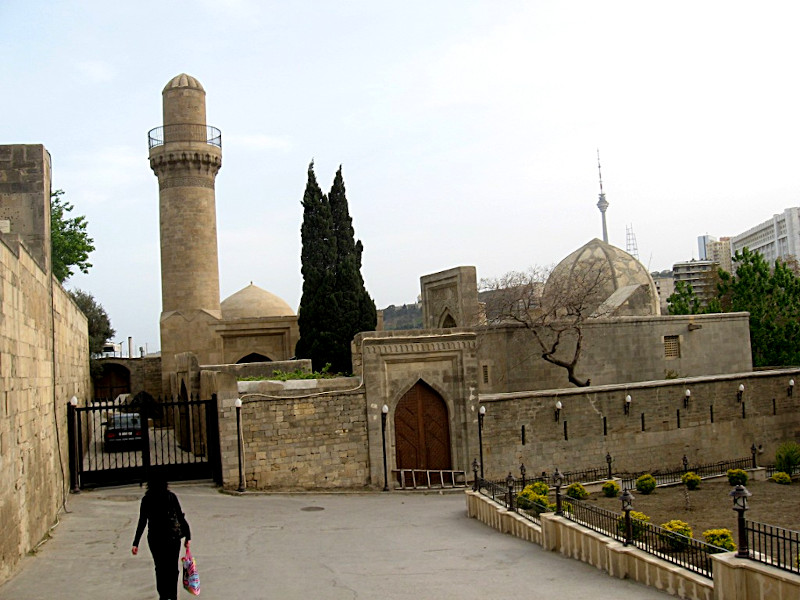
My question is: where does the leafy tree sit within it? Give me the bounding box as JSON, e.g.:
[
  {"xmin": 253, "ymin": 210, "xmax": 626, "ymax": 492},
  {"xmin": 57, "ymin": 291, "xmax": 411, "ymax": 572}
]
[
  {"xmin": 69, "ymin": 289, "xmax": 115, "ymax": 378},
  {"xmin": 667, "ymin": 281, "xmax": 702, "ymax": 315},
  {"xmin": 50, "ymin": 189, "xmax": 94, "ymax": 283},
  {"xmin": 716, "ymin": 248, "xmax": 800, "ymax": 367},
  {"xmin": 296, "ymin": 163, "xmax": 376, "ymax": 373}
]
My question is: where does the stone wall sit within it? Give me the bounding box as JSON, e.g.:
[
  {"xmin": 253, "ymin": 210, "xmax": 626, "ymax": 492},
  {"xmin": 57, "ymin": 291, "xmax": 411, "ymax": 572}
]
[
  {"xmin": 0, "ymin": 238, "xmax": 89, "ymax": 586},
  {"xmin": 477, "ymin": 312, "xmax": 753, "ymax": 393},
  {"xmin": 214, "ymin": 377, "xmax": 370, "ymax": 490},
  {"xmin": 476, "ymin": 369, "xmax": 800, "ymax": 480}
]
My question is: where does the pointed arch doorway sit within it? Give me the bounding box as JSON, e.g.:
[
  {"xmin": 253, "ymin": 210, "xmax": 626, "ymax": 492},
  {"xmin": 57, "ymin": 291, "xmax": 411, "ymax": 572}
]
[{"xmin": 394, "ymin": 381, "xmax": 452, "ymax": 486}]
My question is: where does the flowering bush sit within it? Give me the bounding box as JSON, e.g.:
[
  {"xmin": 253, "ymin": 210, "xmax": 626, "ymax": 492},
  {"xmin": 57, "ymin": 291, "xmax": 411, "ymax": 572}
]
[
  {"xmin": 516, "ymin": 490, "xmax": 554, "ymax": 514},
  {"xmin": 703, "ymin": 528, "xmax": 736, "ymax": 552},
  {"xmin": 602, "ymin": 480, "xmax": 620, "ymax": 498},
  {"xmin": 636, "ymin": 474, "xmax": 657, "ymax": 494},
  {"xmin": 524, "ymin": 481, "xmax": 550, "ymax": 497},
  {"xmin": 727, "ymin": 469, "xmax": 748, "ymax": 486},
  {"xmin": 681, "ymin": 471, "xmax": 701, "ymax": 490},
  {"xmin": 771, "ymin": 471, "xmax": 792, "ymax": 485},
  {"xmin": 565, "ymin": 482, "xmax": 589, "ymax": 500},
  {"xmin": 659, "ymin": 520, "xmax": 693, "ymax": 551}
]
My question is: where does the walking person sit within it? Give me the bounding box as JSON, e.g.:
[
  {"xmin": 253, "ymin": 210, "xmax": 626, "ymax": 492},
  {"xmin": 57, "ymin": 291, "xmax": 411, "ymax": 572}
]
[{"xmin": 132, "ymin": 476, "xmax": 191, "ymax": 600}]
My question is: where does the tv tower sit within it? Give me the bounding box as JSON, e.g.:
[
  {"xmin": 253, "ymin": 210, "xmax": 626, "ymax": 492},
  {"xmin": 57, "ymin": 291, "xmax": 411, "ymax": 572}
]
[{"xmin": 596, "ymin": 149, "xmax": 609, "ymax": 243}]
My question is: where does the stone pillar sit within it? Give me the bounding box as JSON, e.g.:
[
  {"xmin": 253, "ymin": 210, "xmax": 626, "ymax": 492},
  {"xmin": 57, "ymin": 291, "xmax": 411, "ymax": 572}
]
[{"xmin": 149, "ymin": 74, "xmax": 223, "ymax": 394}]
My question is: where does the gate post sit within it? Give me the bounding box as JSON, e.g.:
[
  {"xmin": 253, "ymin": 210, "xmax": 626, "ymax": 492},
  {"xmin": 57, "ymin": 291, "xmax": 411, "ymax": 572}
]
[
  {"xmin": 140, "ymin": 397, "xmax": 151, "ymax": 484},
  {"xmin": 208, "ymin": 394, "xmax": 223, "ymax": 486},
  {"xmin": 68, "ymin": 397, "xmax": 80, "ymax": 493}
]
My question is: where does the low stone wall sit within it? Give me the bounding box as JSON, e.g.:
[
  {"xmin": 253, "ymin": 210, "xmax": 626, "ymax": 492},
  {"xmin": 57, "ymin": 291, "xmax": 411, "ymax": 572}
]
[
  {"xmin": 467, "ymin": 490, "xmax": 800, "ymax": 600},
  {"xmin": 214, "ymin": 376, "xmax": 370, "ymax": 490}
]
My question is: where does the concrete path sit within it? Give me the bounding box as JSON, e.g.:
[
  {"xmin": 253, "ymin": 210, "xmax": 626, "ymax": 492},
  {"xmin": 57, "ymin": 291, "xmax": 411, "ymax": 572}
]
[{"xmin": 0, "ymin": 484, "xmax": 670, "ymax": 599}]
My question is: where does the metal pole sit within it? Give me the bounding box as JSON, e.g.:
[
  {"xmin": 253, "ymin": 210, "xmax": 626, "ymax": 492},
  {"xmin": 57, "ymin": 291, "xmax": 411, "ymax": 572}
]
[
  {"xmin": 381, "ymin": 411, "xmax": 389, "ymax": 492},
  {"xmin": 736, "ymin": 509, "xmax": 749, "ymax": 557},
  {"xmin": 236, "ymin": 402, "xmax": 245, "ymax": 493},
  {"xmin": 68, "ymin": 401, "xmax": 80, "ymax": 494},
  {"xmin": 751, "ymin": 444, "xmax": 758, "ymax": 469},
  {"xmin": 624, "ymin": 509, "xmax": 632, "ymax": 546},
  {"xmin": 478, "ymin": 412, "xmax": 484, "ymax": 480},
  {"xmin": 606, "ymin": 453, "xmax": 612, "ymax": 480},
  {"xmin": 472, "ymin": 458, "xmax": 479, "ymax": 492},
  {"xmin": 555, "ymin": 482, "xmax": 562, "ymax": 516}
]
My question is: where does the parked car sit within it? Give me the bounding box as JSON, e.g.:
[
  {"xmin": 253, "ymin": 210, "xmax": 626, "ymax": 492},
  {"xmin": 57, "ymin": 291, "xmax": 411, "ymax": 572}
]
[{"xmin": 103, "ymin": 413, "xmax": 144, "ymax": 451}]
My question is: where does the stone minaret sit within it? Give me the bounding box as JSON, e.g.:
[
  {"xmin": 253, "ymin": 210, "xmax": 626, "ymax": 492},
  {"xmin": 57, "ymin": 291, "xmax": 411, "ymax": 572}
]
[{"xmin": 149, "ymin": 73, "xmax": 223, "ymax": 394}]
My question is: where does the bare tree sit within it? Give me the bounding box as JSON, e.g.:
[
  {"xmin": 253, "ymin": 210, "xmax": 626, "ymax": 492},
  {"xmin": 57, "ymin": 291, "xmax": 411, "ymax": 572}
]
[{"xmin": 480, "ymin": 260, "xmax": 615, "ymax": 387}]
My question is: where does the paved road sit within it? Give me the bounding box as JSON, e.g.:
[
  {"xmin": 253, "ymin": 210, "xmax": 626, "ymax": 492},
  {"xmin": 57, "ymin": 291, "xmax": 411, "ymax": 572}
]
[{"xmin": 0, "ymin": 484, "xmax": 670, "ymax": 599}]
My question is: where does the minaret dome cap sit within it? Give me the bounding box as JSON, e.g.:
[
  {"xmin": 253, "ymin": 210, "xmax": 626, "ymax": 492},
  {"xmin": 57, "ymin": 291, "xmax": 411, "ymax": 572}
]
[{"xmin": 163, "ymin": 73, "xmax": 205, "ymax": 93}]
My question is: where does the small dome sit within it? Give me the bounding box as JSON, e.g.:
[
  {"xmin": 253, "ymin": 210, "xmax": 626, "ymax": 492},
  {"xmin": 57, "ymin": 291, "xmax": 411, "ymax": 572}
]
[
  {"xmin": 221, "ymin": 283, "xmax": 295, "ymax": 320},
  {"xmin": 545, "ymin": 238, "xmax": 660, "ymax": 317},
  {"xmin": 163, "ymin": 73, "xmax": 205, "ymax": 93}
]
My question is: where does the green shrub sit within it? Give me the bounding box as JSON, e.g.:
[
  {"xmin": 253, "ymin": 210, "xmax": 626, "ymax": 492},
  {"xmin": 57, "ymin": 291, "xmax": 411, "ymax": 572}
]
[
  {"xmin": 516, "ymin": 490, "xmax": 554, "ymax": 514},
  {"xmin": 565, "ymin": 482, "xmax": 589, "ymax": 500},
  {"xmin": 727, "ymin": 469, "xmax": 748, "ymax": 486},
  {"xmin": 602, "ymin": 480, "xmax": 620, "ymax": 498},
  {"xmin": 524, "ymin": 481, "xmax": 550, "ymax": 497},
  {"xmin": 775, "ymin": 442, "xmax": 800, "ymax": 475},
  {"xmin": 681, "ymin": 471, "xmax": 701, "ymax": 490},
  {"xmin": 659, "ymin": 520, "xmax": 693, "ymax": 552},
  {"xmin": 703, "ymin": 528, "xmax": 736, "ymax": 552},
  {"xmin": 617, "ymin": 510, "xmax": 650, "ymax": 541},
  {"xmin": 772, "ymin": 471, "xmax": 792, "ymax": 485},
  {"xmin": 635, "ymin": 474, "xmax": 657, "ymax": 494}
]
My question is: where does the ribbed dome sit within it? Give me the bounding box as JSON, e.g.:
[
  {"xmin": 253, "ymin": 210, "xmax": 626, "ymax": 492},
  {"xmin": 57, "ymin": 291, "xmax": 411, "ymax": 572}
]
[
  {"xmin": 163, "ymin": 73, "xmax": 205, "ymax": 92},
  {"xmin": 545, "ymin": 239, "xmax": 660, "ymax": 316},
  {"xmin": 221, "ymin": 283, "xmax": 295, "ymax": 320}
]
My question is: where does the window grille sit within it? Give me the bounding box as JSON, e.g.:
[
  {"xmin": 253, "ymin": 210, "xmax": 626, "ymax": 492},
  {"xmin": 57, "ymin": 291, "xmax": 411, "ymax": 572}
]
[{"xmin": 664, "ymin": 335, "xmax": 680, "ymax": 358}]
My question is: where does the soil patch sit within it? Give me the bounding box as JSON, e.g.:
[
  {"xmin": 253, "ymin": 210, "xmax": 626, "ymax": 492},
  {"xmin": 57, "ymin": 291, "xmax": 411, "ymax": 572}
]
[{"xmin": 585, "ymin": 477, "xmax": 800, "ymax": 539}]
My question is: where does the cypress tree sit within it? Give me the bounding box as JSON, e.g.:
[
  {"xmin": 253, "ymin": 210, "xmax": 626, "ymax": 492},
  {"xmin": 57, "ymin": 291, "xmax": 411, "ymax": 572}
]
[
  {"xmin": 328, "ymin": 167, "xmax": 377, "ymax": 372},
  {"xmin": 296, "ymin": 164, "xmax": 376, "ymax": 373},
  {"xmin": 295, "ymin": 162, "xmax": 337, "ymax": 369}
]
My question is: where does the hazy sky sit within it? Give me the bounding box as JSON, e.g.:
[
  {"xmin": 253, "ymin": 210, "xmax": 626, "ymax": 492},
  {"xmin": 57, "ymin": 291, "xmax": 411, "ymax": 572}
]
[{"xmin": 4, "ymin": 1, "xmax": 800, "ymax": 353}]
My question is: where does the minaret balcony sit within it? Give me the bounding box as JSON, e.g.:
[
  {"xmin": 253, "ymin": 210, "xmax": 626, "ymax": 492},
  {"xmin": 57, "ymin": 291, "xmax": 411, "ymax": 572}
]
[{"xmin": 148, "ymin": 124, "xmax": 222, "ymax": 149}]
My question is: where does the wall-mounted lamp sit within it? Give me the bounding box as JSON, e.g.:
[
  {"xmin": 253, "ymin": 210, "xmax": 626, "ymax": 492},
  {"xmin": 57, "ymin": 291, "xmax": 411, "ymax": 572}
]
[
  {"xmin": 69, "ymin": 396, "xmax": 78, "ymax": 407},
  {"xmin": 737, "ymin": 384, "xmax": 744, "ymax": 403},
  {"xmin": 684, "ymin": 389, "xmax": 691, "ymax": 409},
  {"xmin": 624, "ymin": 394, "xmax": 631, "ymax": 415},
  {"xmin": 554, "ymin": 400, "xmax": 562, "ymax": 422},
  {"xmin": 789, "ymin": 379, "xmax": 795, "ymax": 398}
]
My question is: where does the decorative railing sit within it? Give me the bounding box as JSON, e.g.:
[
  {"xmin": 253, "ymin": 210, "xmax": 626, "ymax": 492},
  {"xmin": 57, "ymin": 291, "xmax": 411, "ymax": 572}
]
[
  {"xmin": 564, "ymin": 498, "xmax": 722, "ymax": 578},
  {"xmin": 746, "ymin": 519, "xmax": 800, "ymax": 575},
  {"xmin": 620, "ymin": 456, "xmax": 753, "ymax": 489},
  {"xmin": 148, "ymin": 124, "xmax": 222, "ymax": 149}
]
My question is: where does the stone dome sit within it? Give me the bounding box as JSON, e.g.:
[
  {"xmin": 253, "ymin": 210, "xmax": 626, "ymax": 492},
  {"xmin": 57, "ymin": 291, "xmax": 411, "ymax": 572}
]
[
  {"xmin": 221, "ymin": 283, "xmax": 295, "ymax": 320},
  {"xmin": 544, "ymin": 238, "xmax": 660, "ymax": 317},
  {"xmin": 163, "ymin": 73, "xmax": 205, "ymax": 92}
]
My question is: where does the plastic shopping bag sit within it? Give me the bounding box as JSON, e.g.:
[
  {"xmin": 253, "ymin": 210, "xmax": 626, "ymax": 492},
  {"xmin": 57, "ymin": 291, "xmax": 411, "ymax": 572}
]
[{"xmin": 182, "ymin": 548, "xmax": 201, "ymax": 595}]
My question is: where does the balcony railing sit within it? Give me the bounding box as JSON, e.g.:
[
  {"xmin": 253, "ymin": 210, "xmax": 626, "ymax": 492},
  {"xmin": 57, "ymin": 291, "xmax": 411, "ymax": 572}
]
[{"xmin": 148, "ymin": 124, "xmax": 222, "ymax": 149}]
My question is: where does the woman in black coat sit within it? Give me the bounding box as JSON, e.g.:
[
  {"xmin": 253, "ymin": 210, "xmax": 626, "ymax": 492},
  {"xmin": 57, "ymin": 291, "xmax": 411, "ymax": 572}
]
[{"xmin": 132, "ymin": 477, "xmax": 191, "ymax": 600}]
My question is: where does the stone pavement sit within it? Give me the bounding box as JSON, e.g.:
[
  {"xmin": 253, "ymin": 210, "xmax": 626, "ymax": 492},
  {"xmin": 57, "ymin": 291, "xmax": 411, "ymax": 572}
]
[{"xmin": 0, "ymin": 483, "xmax": 670, "ymax": 599}]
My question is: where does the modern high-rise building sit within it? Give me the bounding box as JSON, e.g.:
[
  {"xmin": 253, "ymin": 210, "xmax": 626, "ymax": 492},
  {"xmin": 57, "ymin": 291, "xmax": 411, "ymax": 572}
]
[
  {"xmin": 672, "ymin": 259, "xmax": 717, "ymax": 304},
  {"xmin": 731, "ymin": 207, "xmax": 800, "ymax": 264}
]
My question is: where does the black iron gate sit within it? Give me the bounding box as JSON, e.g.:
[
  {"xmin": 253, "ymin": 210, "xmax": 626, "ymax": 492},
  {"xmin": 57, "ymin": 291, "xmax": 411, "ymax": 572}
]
[{"xmin": 68, "ymin": 395, "xmax": 221, "ymax": 488}]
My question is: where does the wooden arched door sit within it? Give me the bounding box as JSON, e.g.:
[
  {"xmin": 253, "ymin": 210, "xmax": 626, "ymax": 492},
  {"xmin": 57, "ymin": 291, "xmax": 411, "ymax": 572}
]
[{"xmin": 395, "ymin": 381, "xmax": 451, "ymax": 485}]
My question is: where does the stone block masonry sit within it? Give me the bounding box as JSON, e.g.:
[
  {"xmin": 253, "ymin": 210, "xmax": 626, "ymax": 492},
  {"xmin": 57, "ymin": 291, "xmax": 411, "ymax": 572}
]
[
  {"xmin": 217, "ymin": 378, "xmax": 370, "ymax": 490},
  {"xmin": 0, "ymin": 144, "xmax": 90, "ymax": 586},
  {"xmin": 477, "ymin": 369, "xmax": 800, "ymax": 480}
]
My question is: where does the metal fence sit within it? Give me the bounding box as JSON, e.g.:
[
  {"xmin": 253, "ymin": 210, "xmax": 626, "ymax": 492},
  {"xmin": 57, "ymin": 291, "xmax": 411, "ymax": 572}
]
[
  {"xmin": 746, "ymin": 519, "xmax": 800, "ymax": 575},
  {"xmin": 562, "ymin": 499, "xmax": 722, "ymax": 578},
  {"xmin": 620, "ymin": 456, "xmax": 752, "ymax": 489}
]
